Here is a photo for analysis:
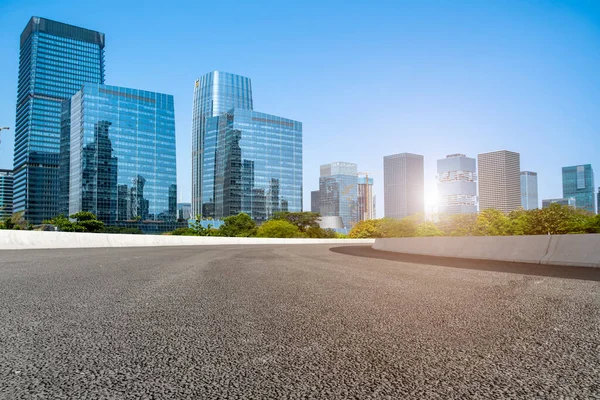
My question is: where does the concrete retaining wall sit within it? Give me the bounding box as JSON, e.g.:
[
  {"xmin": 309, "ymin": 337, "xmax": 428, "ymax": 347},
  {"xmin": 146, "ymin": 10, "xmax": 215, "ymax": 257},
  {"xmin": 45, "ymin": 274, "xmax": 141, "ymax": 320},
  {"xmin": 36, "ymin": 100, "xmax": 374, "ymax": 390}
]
[
  {"xmin": 0, "ymin": 230, "xmax": 374, "ymax": 250},
  {"xmin": 373, "ymin": 234, "xmax": 600, "ymax": 268}
]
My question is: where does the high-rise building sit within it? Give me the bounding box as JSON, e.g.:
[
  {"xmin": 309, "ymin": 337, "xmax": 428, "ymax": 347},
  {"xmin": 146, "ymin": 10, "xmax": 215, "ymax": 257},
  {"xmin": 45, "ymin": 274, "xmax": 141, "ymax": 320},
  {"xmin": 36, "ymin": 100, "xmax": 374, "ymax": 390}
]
[
  {"xmin": 597, "ymin": 187, "xmax": 600, "ymax": 215},
  {"xmin": 562, "ymin": 164, "xmax": 595, "ymax": 214},
  {"xmin": 13, "ymin": 17, "xmax": 105, "ymax": 223},
  {"xmin": 358, "ymin": 176, "xmax": 375, "ymax": 221},
  {"xmin": 477, "ymin": 150, "xmax": 521, "ymax": 213},
  {"xmin": 437, "ymin": 154, "xmax": 477, "ymax": 215},
  {"xmin": 0, "ymin": 170, "xmax": 14, "ymax": 219},
  {"xmin": 311, "ymin": 190, "xmax": 320, "ymax": 214},
  {"xmin": 192, "ymin": 71, "xmax": 253, "ymax": 217},
  {"xmin": 177, "ymin": 203, "xmax": 192, "ymax": 221},
  {"xmin": 193, "ymin": 72, "xmax": 302, "ymax": 223},
  {"xmin": 61, "ymin": 84, "xmax": 177, "ymax": 230},
  {"xmin": 542, "ymin": 198, "xmax": 576, "ymax": 208},
  {"xmin": 383, "ymin": 153, "xmax": 424, "ymax": 219},
  {"xmin": 520, "ymin": 171, "xmax": 538, "ymax": 210},
  {"xmin": 319, "ymin": 162, "xmax": 358, "ymax": 229}
]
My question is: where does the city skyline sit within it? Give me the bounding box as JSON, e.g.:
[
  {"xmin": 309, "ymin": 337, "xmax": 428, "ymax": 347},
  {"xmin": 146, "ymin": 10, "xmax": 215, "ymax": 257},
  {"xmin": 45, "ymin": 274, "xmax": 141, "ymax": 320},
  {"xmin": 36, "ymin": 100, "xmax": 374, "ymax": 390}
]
[{"xmin": 0, "ymin": 2, "xmax": 599, "ymax": 217}]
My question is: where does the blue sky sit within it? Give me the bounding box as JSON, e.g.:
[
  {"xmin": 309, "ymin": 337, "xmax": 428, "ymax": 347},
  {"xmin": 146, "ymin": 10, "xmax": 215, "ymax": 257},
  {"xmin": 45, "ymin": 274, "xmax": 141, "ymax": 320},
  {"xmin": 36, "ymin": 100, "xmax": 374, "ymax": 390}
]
[{"xmin": 1, "ymin": 0, "xmax": 599, "ymax": 214}]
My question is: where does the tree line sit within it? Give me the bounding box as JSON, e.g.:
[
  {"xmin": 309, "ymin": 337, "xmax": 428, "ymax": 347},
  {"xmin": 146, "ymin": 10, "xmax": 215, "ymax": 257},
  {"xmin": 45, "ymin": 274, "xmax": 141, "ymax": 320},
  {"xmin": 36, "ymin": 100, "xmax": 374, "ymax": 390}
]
[{"xmin": 348, "ymin": 203, "xmax": 600, "ymax": 238}]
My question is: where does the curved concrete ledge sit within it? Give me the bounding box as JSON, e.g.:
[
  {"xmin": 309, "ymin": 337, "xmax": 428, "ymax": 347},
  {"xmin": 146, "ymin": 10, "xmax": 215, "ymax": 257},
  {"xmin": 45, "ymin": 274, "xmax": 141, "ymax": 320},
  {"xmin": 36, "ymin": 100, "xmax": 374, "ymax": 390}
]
[
  {"xmin": 0, "ymin": 231, "xmax": 374, "ymax": 250},
  {"xmin": 373, "ymin": 234, "xmax": 600, "ymax": 268}
]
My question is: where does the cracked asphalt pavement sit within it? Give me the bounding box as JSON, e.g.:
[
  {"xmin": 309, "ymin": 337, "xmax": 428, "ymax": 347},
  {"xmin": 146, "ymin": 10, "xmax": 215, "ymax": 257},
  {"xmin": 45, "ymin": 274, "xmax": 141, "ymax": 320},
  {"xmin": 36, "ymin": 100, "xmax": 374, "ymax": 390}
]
[{"xmin": 1, "ymin": 244, "xmax": 599, "ymax": 399}]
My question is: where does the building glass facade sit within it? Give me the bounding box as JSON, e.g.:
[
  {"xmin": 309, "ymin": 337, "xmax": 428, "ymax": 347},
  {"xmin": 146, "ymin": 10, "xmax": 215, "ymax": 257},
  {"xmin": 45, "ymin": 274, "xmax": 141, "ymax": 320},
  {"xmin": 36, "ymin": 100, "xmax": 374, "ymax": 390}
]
[
  {"xmin": 311, "ymin": 190, "xmax": 320, "ymax": 214},
  {"xmin": 542, "ymin": 198, "xmax": 576, "ymax": 208},
  {"xmin": 319, "ymin": 162, "xmax": 358, "ymax": 229},
  {"xmin": 520, "ymin": 171, "xmax": 538, "ymax": 210},
  {"xmin": 562, "ymin": 165, "xmax": 595, "ymax": 214},
  {"xmin": 383, "ymin": 153, "xmax": 424, "ymax": 219},
  {"xmin": 200, "ymin": 109, "xmax": 302, "ymax": 223},
  {"xmin": 62, "ymin": 84, "xmax": 177, "ymax": 230},
  {"xmin": 13, "ymin": 17, "xmax": 105, "ymax": 223},
  {"xmin": 0, "ymin": 170, "xmax": 14, "ymax": 219},
  {"xmin": 192, "ymin": 71, "xmax": 253, "ymax": 217},
  {"xmin": 437, "ymin": 154, "xmax": 477, "ymax": 215}
]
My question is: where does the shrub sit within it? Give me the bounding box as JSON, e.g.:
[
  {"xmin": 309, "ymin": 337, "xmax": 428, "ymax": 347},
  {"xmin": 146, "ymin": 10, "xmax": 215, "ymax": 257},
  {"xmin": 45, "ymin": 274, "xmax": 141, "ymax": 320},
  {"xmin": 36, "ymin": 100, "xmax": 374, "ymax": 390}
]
[{"xmin": 256, "ymin": 220, "xmax": 302, "ymax": 238}]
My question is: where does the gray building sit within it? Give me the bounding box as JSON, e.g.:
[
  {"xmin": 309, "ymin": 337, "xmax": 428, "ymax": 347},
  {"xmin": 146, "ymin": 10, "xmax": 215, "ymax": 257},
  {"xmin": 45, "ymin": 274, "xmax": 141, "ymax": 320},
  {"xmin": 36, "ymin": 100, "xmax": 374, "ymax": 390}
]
[
  {"xmin": 177, "ymin": 203, "xmax": 192, "ymax": 220},
  {"xmin": 383, "ymin": 153, "xmax": 424, "ymax": 219},
  {"xmin": 542, "ymin": 198, "xmax": 576, "ymax": 208},
  {"xmin": 311, "ymin": 190, "xmax": 320, "ymax": 214},
  {"xmin": 437, "ymin": 154, "xmax": 477, "ymax": 215},
  {"xmin": 0, "ymin": 169, "xmax": 14, "ymax": 219},
  {"xmin": 520, "ymin": 171, "xmax": 538, "ymax": 210},
  {"xmin": 562, "ymin": 164, "xmax": 595, "ymax": 214},
  {"xmin": 358, "ymin": 176, "xmax": 375, "ymax": 221},
  {"xmin": 13, "ymin": 17, "xmax": 105, "ymax": 224},
  {"xmin": 319, "ymin": 162, "xmax": 358, "ymax": 229},
  {"xmin": 477, "ymin": 150, "xmax": 521, "ymax": 213}
]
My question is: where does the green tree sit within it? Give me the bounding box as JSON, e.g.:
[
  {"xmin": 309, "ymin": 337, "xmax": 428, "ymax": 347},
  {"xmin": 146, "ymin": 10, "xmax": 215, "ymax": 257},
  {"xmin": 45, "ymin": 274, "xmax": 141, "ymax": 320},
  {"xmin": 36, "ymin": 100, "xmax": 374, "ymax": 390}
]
[
  {"xmin": 256, "ymin": 219, "xmax": 302, "ymax": 238},
  {"xmin": 272, "ymin": 212, "xmax": 321, "ymax": 231},
  {"xmin": 219, "ymin": 213, "xmax": 257, "ymax": 237},
  {"xmin": 415, "ymin": 221, "xmax": 443, "ymax": 237},
  {"xmin": 474, "ymin": 209, "xmax": 512, "ymax": 236},
  {"xmin": 305, "ymin": 226, "xmax": 337, "ymax": 238},
  {"xmin": 348, "ymin": 219, "xmax": 384, "ymax": 238},
  {"xmin": 70, "ymin": 211, "xmax": 105, "ymax": 232},
  {"xmin": 168, "ymin": 227, "xmax": 197, "ymax": 236},
  {"xmin": 379, "ymin": 217, "xmax": 419, "ymax": 237}
]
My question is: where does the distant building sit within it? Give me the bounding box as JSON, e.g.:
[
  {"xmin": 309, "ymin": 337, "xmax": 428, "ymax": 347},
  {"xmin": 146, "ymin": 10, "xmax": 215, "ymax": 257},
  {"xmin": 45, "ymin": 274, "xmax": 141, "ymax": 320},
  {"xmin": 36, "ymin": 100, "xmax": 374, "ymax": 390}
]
[
  {"xmin": 177, "ymin": 203, "xmax": 192, "ymax": 220},
  {"xmin": 61, "ymin": 84, "xmax": 177, "ymax": 231},
  {"xmin": 597, "ymin": 187, "xmax": 600, "ymax": 215},
  {"xmin": 542, "ymin": 198, "xmax": 576, "ymax": 208},
  {"xmin": 477, "ymin": 150, "xmax": 521, "ymax": 213},
  {"xmin": 192, "ymin": 71, "xmax": 302, "ymax": 223},
  {"xmin": 311, "ymin": 190, "xmax": 320, "ymax": 214},
  {"xmin": 0, "ymin": 169, "xmax": 14, "ymax": 219},
  {"xmin": 562, "ymin": 164, "xmax": 595, "ymax": 214},
  {"xmin": 383, "ymin": 153, "xmax": 424, "ymax": 219},
  {"xmin": 319, "ymin": 162, "xmax": 358, "ymax": 229},
  {"xmin": 520, "ymin": 171, "xmax": 538, "ymax": 210},
  {"xmin": 13, "ymin": 17, "xmax": 106, "ymax": 224},
  {"xmin": 437, "ymin": 154, "xmax": 477, "ymax": 215},
  {"xmin": 357, "ymin": 176, "xmax": 375, "ymax": 221}
]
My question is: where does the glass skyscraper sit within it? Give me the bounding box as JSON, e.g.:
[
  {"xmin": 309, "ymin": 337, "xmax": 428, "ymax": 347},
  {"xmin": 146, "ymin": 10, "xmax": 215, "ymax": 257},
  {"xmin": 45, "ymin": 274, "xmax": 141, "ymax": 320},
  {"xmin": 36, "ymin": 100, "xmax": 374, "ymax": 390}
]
[
  {"xmin": 61, "ymin": 84, "xmax": 177, "ymax": 230},
  {"xmin": 520, "ymin": 171, "xmax": 538, "ymax": 210},
  {"xmin": 383, "ymin": 153, "xmax": 424, "ymax": 219},
  {"xmin": 13, "ymin": 17, "xmax": 105, "ymax": 223},
  {"xmin": 562, "ymin": 164, "xmax": 595, "ymax": 214},
  {"xmin": 319, "ymin": 162, "xmax": 358, "ymax": 229},
  {"xmin": 0, "ymin": 170, "xmax": 14, "ymax": 219},
  {"xmin": 357, "ymin": 176, "xmax": 375, "ymax": 221},
  {"xmin": 192, "ymin": 71, "xmax": 253, "ymax": 217},
  {"xmin": 192, "ymin": 71, "xmax": 302, "ymax": 223},
  {"xmin": 437, "ymin": 154, "xmax": 477, "ymax": 215}
]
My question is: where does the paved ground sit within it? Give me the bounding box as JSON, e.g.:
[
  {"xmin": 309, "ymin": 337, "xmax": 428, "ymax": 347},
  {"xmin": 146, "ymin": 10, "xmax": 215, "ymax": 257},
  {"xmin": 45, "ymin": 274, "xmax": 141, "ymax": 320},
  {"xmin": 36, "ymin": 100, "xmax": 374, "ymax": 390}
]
[{"xmin": 1, "ymin": 245, "xmax": 599, "ymax": 399}]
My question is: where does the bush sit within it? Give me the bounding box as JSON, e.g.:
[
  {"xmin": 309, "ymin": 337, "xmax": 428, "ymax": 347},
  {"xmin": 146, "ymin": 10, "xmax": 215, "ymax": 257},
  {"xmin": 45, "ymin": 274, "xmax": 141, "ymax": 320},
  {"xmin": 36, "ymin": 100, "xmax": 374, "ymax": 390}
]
[
  {"xmin": 219, "ymin": 213, "xmax": 257, "ymax": 237},
  {"xmin": 415, "ymin": 221, "xmax": 443, "ymax": 237},
  {"xmin": 103, "ymin": 227, "xmax": 144, "ymax": 234},
  {"xmin": 349, "ymin": 219, "xmax": 384, "ymax": 238},
  {"xmin": 167, "ymin": 227, "xmax": 197, "ymax": 236},
  {"xmin": 256, "ymin": 220, "xmax": 302, "ymax": 238}
]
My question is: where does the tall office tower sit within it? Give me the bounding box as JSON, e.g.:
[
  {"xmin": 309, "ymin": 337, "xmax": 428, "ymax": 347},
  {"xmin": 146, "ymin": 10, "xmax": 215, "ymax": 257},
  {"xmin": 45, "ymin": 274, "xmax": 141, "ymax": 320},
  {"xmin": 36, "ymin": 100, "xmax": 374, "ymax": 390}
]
[
  {"xmin": 562, "ymin": 164, "xmax": 595, "ymax": 214},
  {"xmin": 311, "ymin": 190, "xmax": 320, "ymax": 213},
  {"xmin": 319, "ymin": 162, "xmax": 358, "ymax": 229},
  {"xmin": 520, "ymin": 171, "xmax": 538, "ymax": 210},
  {"xmin": 383, "ymin": 153, "xmax": 424, "ymax": 219},
  {"xmin": 177, "ymin": 203, "xmax": 192, "ymax": 220},
  {"xmin": 597, "ymin": 187, "xmax": 600, "ymax": 215},
  {"xmin": 193, "ymin": 72, "xmax": 302, "ymax": 223},
  {"xmin": 542, "ymin": 198, "xmax": 576, "ymax": 208},
  {"xmin": 61, "ymin": 84, "xmax": 177, "ymax": 230},
  {"xmin": 437, "ymin": 154, "xmax": 477, "ymax": 215},
  {"xmin": 0, "ymin": 169, "xmax": 14, "ymax": 219},
  {"xmin": 477, "ymin": 150, "xmax": 521, "ymax": 213},
  {"xmin": 13, "ymin": 17, "xmax": 105, "ymax": 223},
  {"xmin": 191, "ymin": 71, "xmax": 253, "ymax": 217},
  {"xmin": 357, "ymin": 176, "xmax": 375, "ymax": 221}
]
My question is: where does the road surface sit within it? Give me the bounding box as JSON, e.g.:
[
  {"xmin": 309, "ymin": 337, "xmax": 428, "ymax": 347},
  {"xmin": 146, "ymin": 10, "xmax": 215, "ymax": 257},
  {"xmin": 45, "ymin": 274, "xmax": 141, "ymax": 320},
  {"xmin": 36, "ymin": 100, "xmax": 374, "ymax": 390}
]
[{"xmin": 1, "ymin": 245, "xmax": 599, "ymax": 399}]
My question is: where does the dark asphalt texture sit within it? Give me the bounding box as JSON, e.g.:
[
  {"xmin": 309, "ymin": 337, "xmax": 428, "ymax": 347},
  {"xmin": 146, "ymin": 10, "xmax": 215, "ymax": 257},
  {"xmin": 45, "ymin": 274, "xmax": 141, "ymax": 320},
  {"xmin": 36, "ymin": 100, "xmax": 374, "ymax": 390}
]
[{"xmin": 1, "ymin": 244, "xmax": 599, "ymax": 399}]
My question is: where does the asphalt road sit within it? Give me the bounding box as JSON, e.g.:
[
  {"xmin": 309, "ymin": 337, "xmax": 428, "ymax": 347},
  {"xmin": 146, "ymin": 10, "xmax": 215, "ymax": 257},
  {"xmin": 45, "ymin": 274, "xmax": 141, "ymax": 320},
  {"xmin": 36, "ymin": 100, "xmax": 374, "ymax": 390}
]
[{"xmin": 1, "ymin": 245, "xmax": 599, "ymax": 399}]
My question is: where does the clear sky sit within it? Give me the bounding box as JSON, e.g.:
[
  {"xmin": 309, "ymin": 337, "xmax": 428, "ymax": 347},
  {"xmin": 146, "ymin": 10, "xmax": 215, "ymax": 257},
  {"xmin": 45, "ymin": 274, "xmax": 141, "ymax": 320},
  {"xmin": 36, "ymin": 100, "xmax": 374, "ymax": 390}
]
[{"xmin": 1, "ymin": 0, "xmax": 599, "ymax": 215}]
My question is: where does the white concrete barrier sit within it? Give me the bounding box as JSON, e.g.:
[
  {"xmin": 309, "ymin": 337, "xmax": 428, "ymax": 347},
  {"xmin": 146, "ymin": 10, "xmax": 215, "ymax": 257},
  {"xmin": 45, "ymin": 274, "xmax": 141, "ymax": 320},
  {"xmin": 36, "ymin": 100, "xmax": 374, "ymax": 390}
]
[
  {"xmin": 373, "ymin": 234, "xmax": 600, "ymax": 268},
  {"xmin": 0, "ymin": 230, "xmax": 374, "ymax": 250}
]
